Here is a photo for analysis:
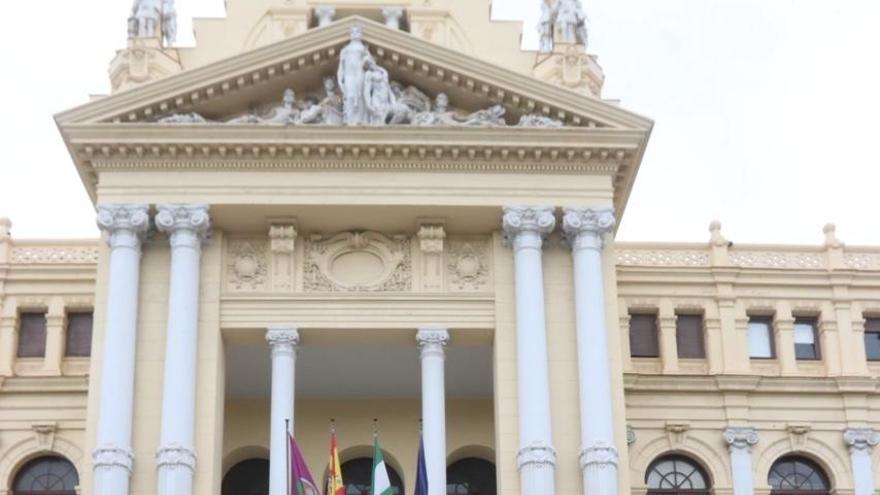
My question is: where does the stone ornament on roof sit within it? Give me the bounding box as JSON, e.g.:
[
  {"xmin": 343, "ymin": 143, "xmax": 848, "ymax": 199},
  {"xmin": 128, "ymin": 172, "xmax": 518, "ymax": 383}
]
[
  {"xmin": 539, "ymin": 0, "xmax": 589, "ymax": 53},
  {"xmin": 128, "ymin": 0, "xmax": 177, "ymax": 46},
  {"xmin": 158, "ymin": 28, "xmax": 566, "ymax": 129}
]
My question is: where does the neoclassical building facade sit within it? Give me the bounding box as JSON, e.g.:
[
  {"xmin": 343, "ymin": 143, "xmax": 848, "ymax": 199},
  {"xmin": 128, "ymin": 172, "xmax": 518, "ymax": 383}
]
[{"xmin": 1, "ymin": 1, "xmax": 879, "ymax": 495}]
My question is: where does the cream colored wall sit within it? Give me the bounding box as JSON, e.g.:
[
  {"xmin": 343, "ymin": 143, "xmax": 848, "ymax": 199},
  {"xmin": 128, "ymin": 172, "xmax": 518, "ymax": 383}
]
[
  {"xmin": 618, "ymin": 233, "xmax": 880, "ymax": 494},
  {"xmin": 222, "ymin": 398, "xmax": 495, "ymax": 489},
  {"xmin": 0, "ymin": 238, "xmax": 97, "ymax": 494}
]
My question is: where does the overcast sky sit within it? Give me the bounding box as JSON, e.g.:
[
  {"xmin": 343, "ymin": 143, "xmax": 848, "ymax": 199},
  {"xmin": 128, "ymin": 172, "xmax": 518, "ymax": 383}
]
[{"xmin": 1, "ymin": 0, "xmax": 878, "ymax": 245}]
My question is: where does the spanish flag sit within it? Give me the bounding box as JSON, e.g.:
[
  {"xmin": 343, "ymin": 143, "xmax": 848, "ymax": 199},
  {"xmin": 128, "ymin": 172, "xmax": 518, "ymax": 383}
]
[{"xmin": 326, "ymin": 427, "xmax": 344, "ymax": 495}]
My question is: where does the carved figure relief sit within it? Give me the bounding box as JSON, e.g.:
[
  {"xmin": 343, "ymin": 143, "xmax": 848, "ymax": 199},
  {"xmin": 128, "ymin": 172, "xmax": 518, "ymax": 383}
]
[
  {"xmin": 156, "ymin": 26, "xmax": 575, "ymax": 128},
  {"xmin": 447, "ymin": 239, "xmax": 490, "ymax": 291},
  {"xmin": 304, "ymin": 232, "xmax": 412, "ymax": 292},
  {"xmin": 227, "ymin": 239, "xmax": 268, "ymax": 291}
]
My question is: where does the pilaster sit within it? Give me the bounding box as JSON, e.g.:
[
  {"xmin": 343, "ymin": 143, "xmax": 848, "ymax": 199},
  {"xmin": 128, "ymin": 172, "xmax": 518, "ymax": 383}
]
[
  {"xmin": 723, "ymin": 427, "xmax": 758, "ymax": 495},
  {"xmin": 844, "ymin": 428, "xmax": 880, "ymax": 495},
  {"xmin": 418, "ymin": 223, "xmax": 446, "ymax": 292},
  {"xmin": 269, "ymin": 222, "xmax": 297, "ymax": 292},
  {"xmin": 774, "ymin": 303, "xmax": 797, "ymax": 375},
  {"xmin": 43, "ymin": 299, "xmax": 66, "ymax": 375},
  {"xmin": 658, "ymin": 304, "xmax": 678, "ymax": 374}
]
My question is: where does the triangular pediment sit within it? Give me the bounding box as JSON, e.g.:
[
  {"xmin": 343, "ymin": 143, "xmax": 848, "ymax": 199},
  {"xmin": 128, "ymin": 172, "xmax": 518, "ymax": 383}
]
[{"xmin": 56, "ymin": 16, "xmax": 651, "ymax": 131}]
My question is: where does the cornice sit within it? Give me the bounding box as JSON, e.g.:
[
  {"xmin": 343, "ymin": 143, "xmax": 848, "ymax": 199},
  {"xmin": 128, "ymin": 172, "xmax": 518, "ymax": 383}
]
[{"xmin": 624, "ymin": 373, "xmax": 880, "ymax": 394}]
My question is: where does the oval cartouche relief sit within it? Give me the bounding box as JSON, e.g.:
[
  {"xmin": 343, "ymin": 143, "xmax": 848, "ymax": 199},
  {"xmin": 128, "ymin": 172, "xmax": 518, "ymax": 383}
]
[{"xmin": 330, "ymin": 251, "xmax": 386, "ymax": 286}]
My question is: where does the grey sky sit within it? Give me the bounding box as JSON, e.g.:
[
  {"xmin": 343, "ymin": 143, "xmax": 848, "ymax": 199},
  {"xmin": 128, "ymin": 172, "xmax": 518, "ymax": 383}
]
[{"xmin": 1, "ymin": 0, "xmax": 878, "ymax": 245}]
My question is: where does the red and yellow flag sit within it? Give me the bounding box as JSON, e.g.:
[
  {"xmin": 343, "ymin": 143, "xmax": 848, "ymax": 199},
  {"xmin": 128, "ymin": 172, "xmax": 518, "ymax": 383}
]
[{"xmin": 326, "ymin": 429, "xmax": 344, "ymax": 495}]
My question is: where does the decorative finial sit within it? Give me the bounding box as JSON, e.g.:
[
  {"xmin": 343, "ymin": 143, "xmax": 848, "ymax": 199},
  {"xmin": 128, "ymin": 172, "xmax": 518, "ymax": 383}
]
[
  {"xmin": 823, "ymin": 223, "xmax": 843, "ymax": 249},
  {"xmin": 331, "ymin": 418, "xmax": 337, "ymax": 433},
  {"xmin": 709, "ymin": 220, "xmax": 727, "ymax": 247},
  {"xmin": 373, "ymin": 418, "xmax": 379, "ymax": 438}
]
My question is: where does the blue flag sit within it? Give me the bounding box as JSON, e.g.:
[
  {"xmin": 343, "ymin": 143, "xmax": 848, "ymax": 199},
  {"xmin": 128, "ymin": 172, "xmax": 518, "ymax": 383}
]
[{"xmin": 414, "ymin": 436, "xmax": 429, "ymax": 495}]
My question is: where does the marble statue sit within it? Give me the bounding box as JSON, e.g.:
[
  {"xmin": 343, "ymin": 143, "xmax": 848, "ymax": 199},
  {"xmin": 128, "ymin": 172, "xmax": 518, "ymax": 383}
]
[
  {"xmin": 518, "ymin": 114, "xmax": 564, "ymax": 128},
  {"xmin": 364, "ymin": 60, "xmax": 396, "ymax": 125},
  {"xmin": 555, "ymin": 0, "xmax": 589, "ymax": 46},
  {"xmin": 461, "ymin": 105, "xmax": 507, "ymax": 127},
  {"xmin": 319, "ymin": 77, "xmax": 344, "ymax": 125},
  {"xmin": 382, "ymin": 7, "xmax": 404, "ymax": 30},
  {"xmin": 315, "ymin": 6, "xmax": 336, "ymax": 27},
  {"xmin": 129, "ymin": 0, "xmax": 176, "ymax": 45},
  {"xmin": 413, "ymin": 93, "xmax": 462, "ymax": 126},
  {"xmin": 538, "ymin": 0, "xmax": 555, "ymax": 53},
  {"xmin": 228, "ymin": 89, "xmax": 299, "ymax": 125},
  {"xmin": 338, "ymin": 27, "xmax": 372, "ymax": 125},
  {"xmin": 158, "ymin": 113, "xmax": 208, "ymax": 124}
]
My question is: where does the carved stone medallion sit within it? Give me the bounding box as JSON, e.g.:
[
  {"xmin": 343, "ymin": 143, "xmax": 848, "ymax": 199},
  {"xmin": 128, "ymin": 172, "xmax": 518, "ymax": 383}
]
[
  {"xmin": 226, "ymin": 239, "xmax": 268, "ymax": 291},
  {"xmin": 304, "ymin": 231, "xmax": 412, "ymax": 292},
  {"xmin": 447, "ymin": 238, "xmax": 490, "ymax": 291}
]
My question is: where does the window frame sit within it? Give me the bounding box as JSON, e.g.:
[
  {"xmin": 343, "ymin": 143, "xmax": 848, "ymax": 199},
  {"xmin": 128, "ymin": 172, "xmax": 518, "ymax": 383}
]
[
  {"xmin": 675, "ymin": 312, "xmax": 706, "ymax": 360},
  {"xmin": 748, "ymin": 315, "xmax": 776, "ymax": 360},
  {"xmin": 64, "ymin": 311, "xmax": 94, "ymax": 358},
  {"xmin": 16, "ymin": 311, "xmax": 48, "ymax": 359},
  {"xmin": 768, "ymin": 455, "xmax": 831, "ymax": 494},
  {"xmin": 645, "ymin": 454, "xmax": 712, "ymax": 494},
  {"xmin": 629, "ymin": 311, "xmax": 661, "ymax": 359},
  {"xmin": 864, "ymin": 317, "xmax": 880, "ymax": 362},
  {"xmin": 793, "ymin": 317, "xmax": 821, "ymax": 361}
]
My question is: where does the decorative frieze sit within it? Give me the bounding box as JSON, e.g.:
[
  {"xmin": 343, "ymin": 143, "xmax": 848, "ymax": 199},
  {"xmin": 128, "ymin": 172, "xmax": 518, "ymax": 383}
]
[
  {"xmin": 304, "ymin": 231, "xmax": 411, "ymax": 292},
  {"xmin": 447, "ymin": 239, "xmax": 491, "ymax": 292},
  {"xmin": 11, "ymin": 246, "xmax": 100, "ymax": 264},
  {"xmin": 226, "ymin": 239, "xmax": 268, "ymax": 291},
  {"xmin": 616, "ymin": 249, "xmax": 709, "ymax": 267},
  {"xmin": 729, "ymin": 251, "xmax": 824, "ymax": 270}
]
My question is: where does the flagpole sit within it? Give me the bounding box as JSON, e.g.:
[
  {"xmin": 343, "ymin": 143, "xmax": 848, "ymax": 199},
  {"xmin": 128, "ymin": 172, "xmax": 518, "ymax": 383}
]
[{"xmin": 285, "ymin": 418, "xmax": 291, "ymax": 495}]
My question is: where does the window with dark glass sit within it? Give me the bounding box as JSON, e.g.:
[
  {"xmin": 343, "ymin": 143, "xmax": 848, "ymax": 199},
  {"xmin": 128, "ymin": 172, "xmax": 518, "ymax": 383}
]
[
  {"xmin": 794, "ymin": 318, "xmax": 820, "ymax": 360},
  {"xmin": 768, "ymin": 456, "xmax": 830, "ymax": 494},
  {"xmin": 447, "ymin": 457, "xmax": 496, "ymax": 495},
  {"xmin": 748, "ymin": 316, "xmax": 775, "ymax": 359},
  {"xmin": 630, "ymin": 312, "xmax": 660, "ymax": 358},
  {"xmin": 675, "ymin": 314, "xmax": 705, "ymax": 359},
  {"xmin": 13, "ymin": 455, "xmax": 79, "ymax": 495},
  {"xmin": 342, "ymin": 457, "xmax": 403, "ymax": 495},
  {"xmin": 864, "ymin": 318, "xmax": 880, "ymax": 361},
  {"xmin": 645, "ymin": 454, "xmax": 711, "ymax": 494},
  {"xmin": 65, "ymin": 312, "xmax": 93, "ymax": 357},
  {"xmin": 17, "ymin": 312, "xmax": 47, "ymax": 358},
  {"xmin": 221, "ymin": 458, "xmax": 268, "ymax": 495}
]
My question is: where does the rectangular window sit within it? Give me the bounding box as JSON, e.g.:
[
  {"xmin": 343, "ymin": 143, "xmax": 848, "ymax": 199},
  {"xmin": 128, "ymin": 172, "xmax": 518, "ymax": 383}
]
[
  {"xmin": 629, "ymin": 313, "xmax": 660, "ymax": 358},
  {"xmin": 17, "ymin": 312, "xmax": 47, "ymax": 358},
  {"xmin": 748, "ymin": 316, "xmax": 775, "ymax": 358},
  {"xmin": 794, "ymin": 317, "xmax": 820, "ymax": 360},
  {"xmin": 865, "ymin": 318, "xmax": 880, "ymax": 361},
  {"xmin": 675, "ymin": 314, "xmax": 705, "ymax": 359},
  {"xmin": 65, "ymin": 312, "xmax": 94, "ymax": 357}
]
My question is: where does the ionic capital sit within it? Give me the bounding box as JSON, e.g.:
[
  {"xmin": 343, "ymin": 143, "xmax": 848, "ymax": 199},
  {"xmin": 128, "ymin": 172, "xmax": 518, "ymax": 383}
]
[
  {"xmin": 417, "ymin": 328, "xmax": 449, "ymax": 358},
  {"xmin": 92, "ymin": 445, "xmax": 135, "ymax": 473},
  {"xmin": 579, "ymin": 442, "xmax": 619, "ymax": 471},
  {"xmin": 516, "ymin": 441, "xmax": 557, "ymax": 470},
  {"xmin": 724, "ymin": 427, "xmax": 759, "ymax": 453},
  {"xmin": 156, "ymin": 204, "xmax": 211, "ymax": 249},
  {"xmin": 156, "ymin": 443, "xmax": 197, "ymax": 473},
  {"xmin": 96, "ymin": 204, "xmax": 150, "ymax": 249},
  {"xmin": 266, "ymin": 327, "xmax": 300, "ymax": 357},
  {"xmin": 502, "ymin": 206, "xmax": 556, "ymax": 250},
  {"xmin": 844, "ymin": 428, "xmax": 880, "ymax": 454},
  {"xmin": 562, "ymin": 207, "xmax": 615, "ymax": 250}
]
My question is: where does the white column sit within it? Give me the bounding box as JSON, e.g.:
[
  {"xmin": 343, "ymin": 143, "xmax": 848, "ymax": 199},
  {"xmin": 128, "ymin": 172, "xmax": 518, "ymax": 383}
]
[
  {"xmin": 723, "ymin": 427, "xmax": 759, "ymax": 495},
  {"xmin": 502, "ymin": 206, "xmax": 557, "ymax": 495},
  {"xmin": 155, "ymin": 205, "xmax": 211, "ymax": 495},
  {"xmin": 845, "ymin": 428, "xmax": 880, "ymax": 495},
  {"xmin": 92, "ymin": 204, "xmax": 150, "ymax": 495},
  {"xmin": 267, "ymin": 327, "xmax": 299, "ymax": 495},
  {"xmin": 562, "ymin": 207, "xmax": 619, "ymax": 495},
  {"xmin": 417, "ymin": 328, "xmax": 449, "ymax": 495}
]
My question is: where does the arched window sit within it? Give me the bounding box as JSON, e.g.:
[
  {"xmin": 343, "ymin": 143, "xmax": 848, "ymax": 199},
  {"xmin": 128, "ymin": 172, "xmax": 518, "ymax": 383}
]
[
  {"xmin": 341, "ymin": 457, "xmax": 404, "ymax": 495},
  {"xmin": 222, "ymin": 458, "xmax": 269, "ymax": 495},
  {"xmin": 12, "ymin": 455, "xmax": 79, "ymax": 495},
  {"xmin": 645, "ymin": 455, "xmax": 711, "ymax": 494},
  {"xmin": 768, "ymin": 456, "xmax": 830, "ymax": 494},
  {"xmin": 447, "ymin": 457, "xmax": 496, "ymax": 495}
]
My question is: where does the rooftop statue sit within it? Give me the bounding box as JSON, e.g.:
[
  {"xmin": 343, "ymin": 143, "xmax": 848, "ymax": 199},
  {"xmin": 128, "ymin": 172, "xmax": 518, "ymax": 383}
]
[
  {"xmin": 538, "ymin": 0, "xmax": 589, "ymax": 53},
  {"xmin": 128, "ymin": 0, "xmax": 177, "ymax": 45}
]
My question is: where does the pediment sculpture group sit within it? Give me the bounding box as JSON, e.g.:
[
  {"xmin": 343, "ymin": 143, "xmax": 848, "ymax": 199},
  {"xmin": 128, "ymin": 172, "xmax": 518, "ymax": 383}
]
[
  {"xmin": 538, "ymin": 0, "xmax": 590, "ymax": 53},
  {"xmin": 158, "ymin": 27, "xmax": 565, "ymax": 129}
]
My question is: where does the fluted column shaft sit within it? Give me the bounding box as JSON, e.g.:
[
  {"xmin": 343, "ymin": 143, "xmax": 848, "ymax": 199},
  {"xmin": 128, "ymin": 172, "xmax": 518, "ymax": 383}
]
[
  {"xmin": 92, "ymin": 205, "xmax": 150, "ymax": 495},
  {"xmin": 267, "ymin": 328, "xmax": 299, "ymax": 495},
  {"xmin": 563, "ymin": 207, "xmax": 618, "ymax": 495},
  {"xmin": 845, "ymin": 428, "xmax": 880, "ymax": 495},
  {"xmin": 418, "ymin": 328, "xmax": 449, "ymax": 495},
  {"xmin": 724, "ymin": 427, "xmax": 758, "ymax": 495},
  {"xmin": 155, "ymin": 205, "xmax": 211, "ymax": 495},
  {"xmin": 502, "ymin": 206, "xmax": 557, "ymax": 495}
]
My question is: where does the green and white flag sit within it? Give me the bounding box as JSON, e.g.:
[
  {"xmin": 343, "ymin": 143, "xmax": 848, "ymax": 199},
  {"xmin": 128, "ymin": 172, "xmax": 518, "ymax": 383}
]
[{"xmin": 371, "ymin": 435, "xmax": 395, "ymax": 495}]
